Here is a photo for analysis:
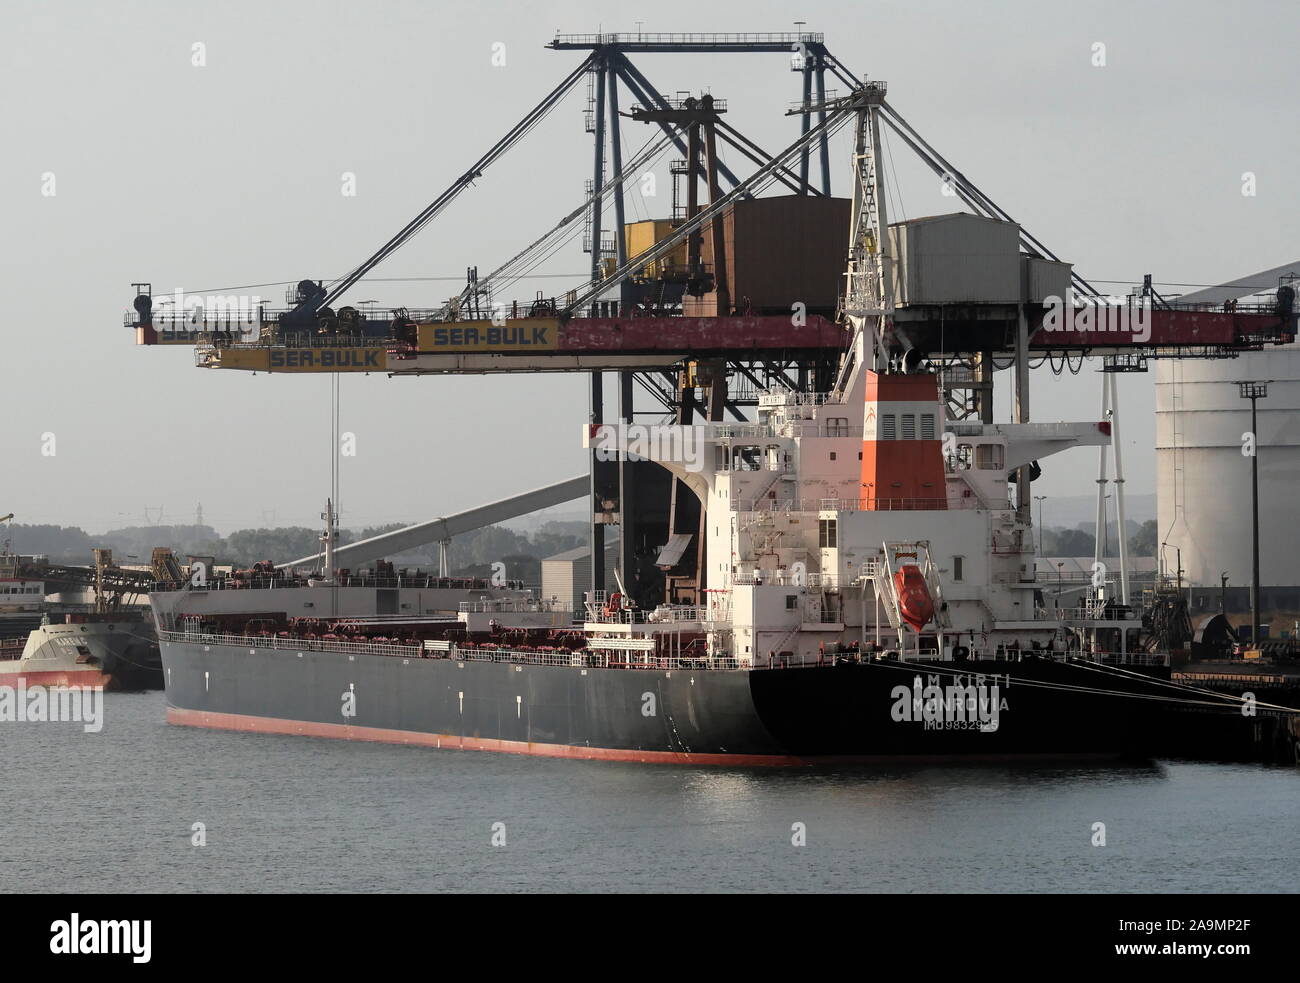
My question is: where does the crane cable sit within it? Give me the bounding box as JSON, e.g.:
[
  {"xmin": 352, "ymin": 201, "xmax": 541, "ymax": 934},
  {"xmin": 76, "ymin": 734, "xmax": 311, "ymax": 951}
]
[
  {"xmin": 563, "ymin": 106, "xmax": 856, "ymax": 314},
  {"xmin": 319, "ymin": 53, "xmax": 597, "ymax": 308},
  {"xmin": 477, "ymin": 128, "xmax": 678, "ymax": 304},
  {"xmin": 495, "ymin": 131, "xmax": 680, "ymax": 295}
]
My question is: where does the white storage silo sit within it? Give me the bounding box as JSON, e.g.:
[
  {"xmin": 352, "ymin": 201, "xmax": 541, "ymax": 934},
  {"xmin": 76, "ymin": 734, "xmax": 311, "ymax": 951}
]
[{"xmin": 1155, "ymin": 342, "xmax": 1300, "ymax": 590}]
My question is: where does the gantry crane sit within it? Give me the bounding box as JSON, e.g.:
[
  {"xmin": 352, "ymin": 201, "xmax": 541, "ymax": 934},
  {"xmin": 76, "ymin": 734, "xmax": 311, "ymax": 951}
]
[{"xmin": 123, "ymin": 30, "xmax": 1298, "ymax": 608}]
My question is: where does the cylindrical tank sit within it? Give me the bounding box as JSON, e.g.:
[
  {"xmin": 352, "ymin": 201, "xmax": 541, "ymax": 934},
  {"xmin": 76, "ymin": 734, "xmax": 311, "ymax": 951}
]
[{"xmin": 1155, "ymin": 341, "xmax": 1300, "ymax": 589}]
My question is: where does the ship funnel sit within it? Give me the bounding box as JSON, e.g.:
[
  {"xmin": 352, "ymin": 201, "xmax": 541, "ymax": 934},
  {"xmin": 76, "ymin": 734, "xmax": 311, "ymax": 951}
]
[{"xmin": 860, "ymin": 372, "xmax": 947, "ymax": 511}]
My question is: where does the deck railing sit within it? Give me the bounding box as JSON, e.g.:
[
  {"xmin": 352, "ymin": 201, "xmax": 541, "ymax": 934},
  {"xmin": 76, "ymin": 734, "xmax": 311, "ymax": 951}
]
[
  {"xmin": 551, "ymin": 32, "xmax": 823, "ymax": 46},
  {"xmin": 735, "ymin": 497, "xmax": 977, "ymax": 513},
  {"xmin": 156, "ymin": 630, "xmax": 1172, "ymax": 672},
  {"xmin": 158, "ymin": 628, "xmax": 740, "ymax": 670},
  {"xmin": 154, "ymin": 574, "xmax": 524, "ymax": 592}
]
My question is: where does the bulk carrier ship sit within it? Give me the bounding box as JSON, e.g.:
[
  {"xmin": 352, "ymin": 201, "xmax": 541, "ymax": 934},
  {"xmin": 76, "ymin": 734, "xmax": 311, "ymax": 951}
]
[
  {"xmin": 0, "ymin": 613, "xmax": 160, "ymax": 690},
  {"xmin": 147, "ymin": 349, "xmax": 1232, "ymax": 763},
  {"xmin": 1, "ymin": 548, "xmax": 162, "ymax": 690},
  {"xmin": 135, "ymin": 75, "xmax": 1295, "ymax": 763}
]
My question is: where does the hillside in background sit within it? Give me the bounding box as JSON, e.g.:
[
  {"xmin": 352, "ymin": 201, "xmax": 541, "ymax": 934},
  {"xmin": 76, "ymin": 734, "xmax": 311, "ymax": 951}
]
[
  {"xmin": 1035, "ymin": 493, "xmax": 1156, "ymax": 530},
  {"xmin": 2, "ymin": 519, "xmax": 591, "ymax": 577},
  {"xmin": 1040, "ymin": 519, "xmax": 1159, "ymax": 558},
  {"xmin": 3, "ymin": 511, "xmax": 1150, "ymax": 576}
]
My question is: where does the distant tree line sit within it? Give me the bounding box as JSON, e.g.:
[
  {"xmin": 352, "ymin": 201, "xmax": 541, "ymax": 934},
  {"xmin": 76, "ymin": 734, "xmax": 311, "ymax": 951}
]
[
  {"xmin": 6, "ymin": 516, "xmax": 1156, "ymax": 573},
  {"xmin": 1039, "ymin": 518, "xmax": 1159, "ymax": 558},
  {"xmin": 3, "ymin": 519, "xmax": 591, "ymax": 577}
]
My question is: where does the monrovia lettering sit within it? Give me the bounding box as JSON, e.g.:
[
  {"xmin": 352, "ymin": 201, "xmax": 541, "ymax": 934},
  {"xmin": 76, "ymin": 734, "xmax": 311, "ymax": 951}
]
[{"xmin": 890, "ymin": 674, "xmax": 1006, "ymax": 732}]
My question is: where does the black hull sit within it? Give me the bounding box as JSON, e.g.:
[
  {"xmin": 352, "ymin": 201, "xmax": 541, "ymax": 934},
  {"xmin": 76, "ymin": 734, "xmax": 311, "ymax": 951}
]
[
  {"xmin": 101, "ymin": 630, "xmax": 164, "ymax": 692},
  {"xmin": 158, "ymin": 638, "xmax": 1231, "ymax": 763}
]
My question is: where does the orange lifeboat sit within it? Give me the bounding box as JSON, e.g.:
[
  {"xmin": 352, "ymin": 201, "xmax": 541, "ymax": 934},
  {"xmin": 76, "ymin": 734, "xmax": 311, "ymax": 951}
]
[{"xmin": 894, "ymin": 564, "xmax": 934, "ymax": 633}]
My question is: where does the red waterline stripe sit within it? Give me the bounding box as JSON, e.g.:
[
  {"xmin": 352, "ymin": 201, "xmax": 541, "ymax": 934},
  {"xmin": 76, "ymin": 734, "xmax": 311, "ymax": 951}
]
[
  {"xmin": 0, "ymin": 669, "xmax": 112, "ymax": 689},
  {"xmin": 167, "ymin": 707, "xmax": 805, "ymax": 765},
  {"xmin": 166, "ymin": 707, "xmax": 1122, "ymax": 766}
]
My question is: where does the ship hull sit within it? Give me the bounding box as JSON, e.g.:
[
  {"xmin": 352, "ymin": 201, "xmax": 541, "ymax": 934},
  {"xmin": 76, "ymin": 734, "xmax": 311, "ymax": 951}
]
[
  {"xmin": 1, "ymin": 620, "xmax": 163, "ymax": 692},
  {"xmin": 160, "ymin": 636, "xmax": 1186, "ymax": 764},
  {"xmin": 0, "ymin": 667, "xmax": 114, "ymax": 689}
]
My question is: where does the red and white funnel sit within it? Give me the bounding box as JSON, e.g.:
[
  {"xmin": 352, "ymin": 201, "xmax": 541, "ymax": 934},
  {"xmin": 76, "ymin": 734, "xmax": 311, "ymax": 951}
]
[{"xmin": 861, "ymin": 372, "xmax": 947, "ymax": 511}]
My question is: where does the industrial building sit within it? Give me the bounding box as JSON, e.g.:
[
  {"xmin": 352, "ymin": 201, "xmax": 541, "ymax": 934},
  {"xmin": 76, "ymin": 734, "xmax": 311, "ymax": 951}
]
[
  {"xmin": 680, "ymin": 194, "xmax": 852, "ymax": 316},
  {"xmin": 541, "ymin": 543, "xmax": 619, "ymax": 616}
]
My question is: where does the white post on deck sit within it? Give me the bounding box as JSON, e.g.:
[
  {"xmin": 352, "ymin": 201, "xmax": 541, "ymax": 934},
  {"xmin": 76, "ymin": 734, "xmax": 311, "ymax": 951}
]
[
  {"xmin": 1108, "ymin": 373, "xmax": 1131, "ymax": 606},
  {"xmin": 1092, "ymin": 379, "xmax": 1111, "ymax": 578}
]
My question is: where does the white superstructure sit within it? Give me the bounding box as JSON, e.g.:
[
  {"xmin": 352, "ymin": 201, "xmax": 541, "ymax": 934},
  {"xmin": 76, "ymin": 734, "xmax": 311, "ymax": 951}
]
[{"xmin": 586, "ymin": 340, "xmax": 1134, "ymax": 666}]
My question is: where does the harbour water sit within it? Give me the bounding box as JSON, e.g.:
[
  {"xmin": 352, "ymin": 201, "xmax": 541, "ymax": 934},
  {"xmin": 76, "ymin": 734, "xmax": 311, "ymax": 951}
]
[{"xmin": 2, "ymin": 692, "xmax": 1297, "ymax": 893}]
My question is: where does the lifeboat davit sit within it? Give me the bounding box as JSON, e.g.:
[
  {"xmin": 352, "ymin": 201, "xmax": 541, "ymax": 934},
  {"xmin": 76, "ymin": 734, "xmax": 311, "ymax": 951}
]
[{"xmin": 894, "ymin": 564, "xmax": 934, "ymax": 633}]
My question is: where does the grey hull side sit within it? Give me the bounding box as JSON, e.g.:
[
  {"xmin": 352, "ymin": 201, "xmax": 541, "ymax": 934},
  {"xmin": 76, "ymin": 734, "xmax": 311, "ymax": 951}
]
[
  {"xmin": 161, "ymin": 638, "xmax": 784, "ymax": 762},
  {"xmin": 159, "ymin": 637, "xmax": 1216, "ymax": 762}
]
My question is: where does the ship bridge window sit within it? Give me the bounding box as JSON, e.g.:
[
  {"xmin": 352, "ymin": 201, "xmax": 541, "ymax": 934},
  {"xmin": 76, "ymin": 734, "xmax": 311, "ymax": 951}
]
[
  {"xmin": 975, "ymin": 444, "xmax": 1004, "ymax": 470},
  {"xmin": 949, "ymin": 444, "xmax": 973, "ymax": 471},
  {"xmin": 826, "ymin": 417, "xmax": 849, "ymax": 437},
  {"xmin": 819, "ymin": 518, "xmax": 837, "ymax": 549}
]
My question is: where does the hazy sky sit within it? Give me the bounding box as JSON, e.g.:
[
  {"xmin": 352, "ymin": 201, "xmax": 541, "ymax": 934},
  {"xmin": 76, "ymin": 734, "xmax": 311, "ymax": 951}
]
[{"xmin": 4, "ymin": 0, "xmax": 1297, "ymax": 535}]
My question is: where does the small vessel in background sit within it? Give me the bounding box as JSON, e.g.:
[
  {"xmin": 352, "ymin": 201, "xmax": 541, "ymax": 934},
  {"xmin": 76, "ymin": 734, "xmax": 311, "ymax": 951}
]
[
  {"xmin": 0, "ymin": 535, "xmax": 163, "ymax": 690},
  {"xmin": 0, "ymin": 612, "xmax": 162, "ymax": 691},
  {"xmin": 0, "ymin": 525, "xmax": 52, "ymax": 641}
]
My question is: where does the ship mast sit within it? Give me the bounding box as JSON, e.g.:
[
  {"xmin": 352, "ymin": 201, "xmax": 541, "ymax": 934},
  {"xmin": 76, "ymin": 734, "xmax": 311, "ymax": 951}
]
[{"xmin": 320, "ymin": 498, "xmax": 336, "ymax": 585}]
